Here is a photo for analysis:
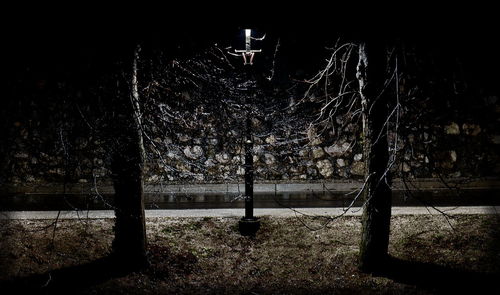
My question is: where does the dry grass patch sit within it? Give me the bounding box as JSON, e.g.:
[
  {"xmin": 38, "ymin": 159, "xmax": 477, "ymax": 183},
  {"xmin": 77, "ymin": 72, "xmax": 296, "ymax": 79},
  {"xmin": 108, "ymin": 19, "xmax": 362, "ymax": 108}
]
[{"xmin": 1, "ymin": 214, "xmax": 499, "ymax": 294}]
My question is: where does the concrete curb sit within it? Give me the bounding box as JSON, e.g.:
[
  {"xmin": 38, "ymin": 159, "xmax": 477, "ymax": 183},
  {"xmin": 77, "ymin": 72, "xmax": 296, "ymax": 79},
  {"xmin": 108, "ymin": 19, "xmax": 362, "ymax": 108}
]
[{"xmin": 1, "ymin": 206, "xmax": 498, "ymax": 219}]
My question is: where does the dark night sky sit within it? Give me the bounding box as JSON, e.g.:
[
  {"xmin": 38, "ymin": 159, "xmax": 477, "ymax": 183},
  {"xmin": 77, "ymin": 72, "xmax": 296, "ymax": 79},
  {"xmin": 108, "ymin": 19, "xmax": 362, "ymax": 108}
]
[{"xmin": 2, "ymin": 3, "xmax": 499, "ymax": 95}]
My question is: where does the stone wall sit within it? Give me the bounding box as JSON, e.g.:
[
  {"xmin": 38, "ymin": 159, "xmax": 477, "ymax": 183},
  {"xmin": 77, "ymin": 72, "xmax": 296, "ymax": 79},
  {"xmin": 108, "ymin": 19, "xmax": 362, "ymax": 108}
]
[
  {"xmin": 2, "ymin": 105, "xmax": 499, "ymax": 186},
  {"xmin": 2, "ymin": 48, "xmax": 499, "ymax": 186}
]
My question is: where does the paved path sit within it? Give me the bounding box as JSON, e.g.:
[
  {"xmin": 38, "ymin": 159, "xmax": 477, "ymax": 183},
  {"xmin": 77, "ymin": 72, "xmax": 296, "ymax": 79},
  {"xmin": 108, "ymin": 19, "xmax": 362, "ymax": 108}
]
[{"xmin": 1, "ymin": 206, "xmax": 499, "ymax": 219}]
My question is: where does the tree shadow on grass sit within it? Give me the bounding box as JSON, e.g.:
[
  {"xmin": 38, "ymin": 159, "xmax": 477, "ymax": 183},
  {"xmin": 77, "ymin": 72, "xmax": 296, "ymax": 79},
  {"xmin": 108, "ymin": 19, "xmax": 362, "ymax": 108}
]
[
  {"xmin": 375, "ymin": 256, "xmax": 500, "ymax": 294},
  {"xmin": 0, "ymin": 255, "xmax": 141, "ymax": 295}
]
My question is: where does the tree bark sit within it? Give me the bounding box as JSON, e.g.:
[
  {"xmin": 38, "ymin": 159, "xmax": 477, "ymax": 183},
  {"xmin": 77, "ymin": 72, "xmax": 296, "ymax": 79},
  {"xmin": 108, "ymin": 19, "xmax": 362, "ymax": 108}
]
[
  {"xmin": 357, "ymin": 42, "xmax": 392, "ymax": 273},
  {"xmin": 110, "ymin": 45, "xmax": 148, "ymax": 269}
]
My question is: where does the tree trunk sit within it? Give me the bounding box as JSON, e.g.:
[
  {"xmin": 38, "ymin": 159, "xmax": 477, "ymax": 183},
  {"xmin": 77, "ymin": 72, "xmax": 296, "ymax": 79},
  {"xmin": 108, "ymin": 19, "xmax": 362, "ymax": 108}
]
[
  {"xmin": 357, "ymin": 42, "xmax": 392, "ymax": 273},
  {"xmin": 110, "ymin": 45, "xmax": 148, "ymax": 269}
]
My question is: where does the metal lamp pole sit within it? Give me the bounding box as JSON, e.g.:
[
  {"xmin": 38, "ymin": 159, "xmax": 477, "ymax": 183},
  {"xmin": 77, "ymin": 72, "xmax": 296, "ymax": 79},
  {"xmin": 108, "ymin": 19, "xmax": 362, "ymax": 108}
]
[
  {"xmin": 237, "ymin": 28, "xmax": 262, "ymax": 236},
  {"xmin": 244, "ymin": 114, "xmax": 254, "ymax": 220}
]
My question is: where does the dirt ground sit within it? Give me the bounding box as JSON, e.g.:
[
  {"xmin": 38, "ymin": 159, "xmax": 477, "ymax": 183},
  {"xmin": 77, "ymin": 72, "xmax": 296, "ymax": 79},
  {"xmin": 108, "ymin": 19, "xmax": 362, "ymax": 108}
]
[{"xmin": 1, "ymin": 214, "xmax": 499, "ymax": 294}]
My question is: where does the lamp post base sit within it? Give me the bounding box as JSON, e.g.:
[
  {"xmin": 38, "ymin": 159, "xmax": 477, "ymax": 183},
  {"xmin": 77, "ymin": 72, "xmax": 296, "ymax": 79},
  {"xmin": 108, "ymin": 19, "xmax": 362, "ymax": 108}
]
[{"xmin": 238, "ymin": 217, "xmax": 261, "ymax": 236}]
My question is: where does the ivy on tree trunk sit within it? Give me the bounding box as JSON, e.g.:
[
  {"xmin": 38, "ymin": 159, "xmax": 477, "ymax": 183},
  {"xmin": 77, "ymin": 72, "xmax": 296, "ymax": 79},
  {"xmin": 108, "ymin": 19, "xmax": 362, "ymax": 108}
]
[
  {"xmin": 110, "ymin": 45, "xmax": 148, "ymax": 269},
  {"xmin": 357, "ymin": 41, "xmax": 392, "ymax": 273}
]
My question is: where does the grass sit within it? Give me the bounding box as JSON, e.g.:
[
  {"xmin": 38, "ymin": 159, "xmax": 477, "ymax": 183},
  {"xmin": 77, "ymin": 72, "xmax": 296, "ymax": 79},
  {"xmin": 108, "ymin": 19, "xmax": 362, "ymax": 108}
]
[{"xmin": 1, "ymin": 214, "xmax": 499, "ymax": 294}]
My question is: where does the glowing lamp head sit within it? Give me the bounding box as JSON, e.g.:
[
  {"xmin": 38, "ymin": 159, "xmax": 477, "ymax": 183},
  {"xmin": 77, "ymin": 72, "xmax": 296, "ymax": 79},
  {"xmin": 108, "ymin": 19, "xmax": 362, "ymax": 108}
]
[{"xmin": 233, "ymin": 28, "xmax": 263, "ymax": 65}]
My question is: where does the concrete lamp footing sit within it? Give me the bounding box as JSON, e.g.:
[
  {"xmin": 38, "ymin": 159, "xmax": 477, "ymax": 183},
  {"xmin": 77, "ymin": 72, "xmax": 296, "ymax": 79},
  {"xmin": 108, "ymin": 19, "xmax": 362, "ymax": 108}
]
[{"xmin": 238, "ymin": 217, "xmax": 261, "ymax": 236}]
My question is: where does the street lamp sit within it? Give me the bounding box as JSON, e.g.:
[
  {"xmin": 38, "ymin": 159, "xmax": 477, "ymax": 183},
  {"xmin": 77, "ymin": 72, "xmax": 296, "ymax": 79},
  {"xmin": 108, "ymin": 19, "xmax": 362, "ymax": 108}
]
[
  {"xmin": 234, "ymin": 28, "xmax": 263, "ymax": 65},
  {"xmin": 235, "ymin": 28, "xmax": 263, "ymax": 236}
]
